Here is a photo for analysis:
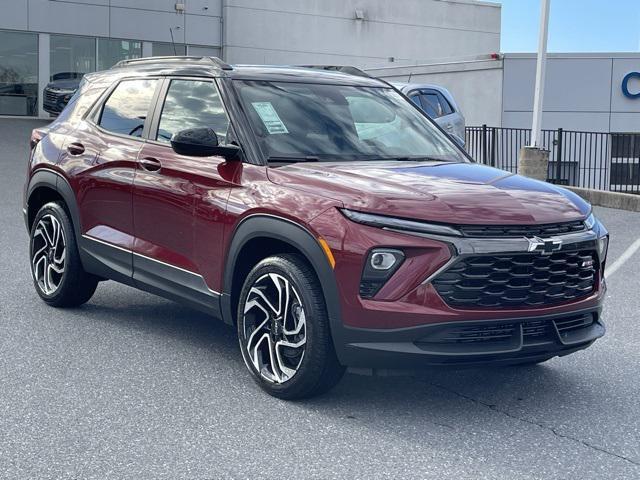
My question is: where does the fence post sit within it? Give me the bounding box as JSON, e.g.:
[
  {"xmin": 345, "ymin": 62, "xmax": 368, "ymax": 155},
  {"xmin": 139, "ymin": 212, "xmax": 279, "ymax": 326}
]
[
  {"xmin": 482, "ymin": 124, "xmax": 488, "ymax": 165},
  {"xmin": 555, "ymin": 128, "xmax": 563, "ymax": 182},
  {"xmin": 490, "ymin": 127, "xmax": 497, "ymax": 167}
]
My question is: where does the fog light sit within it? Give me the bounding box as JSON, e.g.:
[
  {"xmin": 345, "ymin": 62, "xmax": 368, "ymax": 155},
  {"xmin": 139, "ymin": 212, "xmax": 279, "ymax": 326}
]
[
  {"xmin": 360, "ymin": 249, "xmax": 405, "ymax": 298},
  {"xmin": 371, "ymin": 251, "xmax": 398, "ymax": 270}
]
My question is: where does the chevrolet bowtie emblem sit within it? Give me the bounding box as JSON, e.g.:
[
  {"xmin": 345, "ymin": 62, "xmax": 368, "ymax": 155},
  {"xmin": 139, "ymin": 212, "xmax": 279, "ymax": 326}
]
[{"xmin": 526, "ymin": 236, "xmax": 563, "ymax": 255}]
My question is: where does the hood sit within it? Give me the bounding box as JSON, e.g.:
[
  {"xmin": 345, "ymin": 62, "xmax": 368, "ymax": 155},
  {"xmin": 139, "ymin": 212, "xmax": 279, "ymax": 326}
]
[
  {"xmin": 46, "ymin": 78, "xmax": 81, "ymax": 91},
  {"xmin": 267, "ymin": 161, "xmax": 590, "ymax": 225}
]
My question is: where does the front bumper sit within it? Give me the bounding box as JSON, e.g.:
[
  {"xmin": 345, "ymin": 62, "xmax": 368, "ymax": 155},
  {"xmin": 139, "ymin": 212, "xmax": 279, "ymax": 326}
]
[{"xmin": 338, "ymin": 307, "xmax": 604, "ymax": 368}]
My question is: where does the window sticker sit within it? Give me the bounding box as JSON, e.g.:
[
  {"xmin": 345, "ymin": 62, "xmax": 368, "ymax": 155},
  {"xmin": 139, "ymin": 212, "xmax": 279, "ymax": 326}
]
[{"xmin": 251, "ymin": 102, "xmax": 289, "ymax": 134}]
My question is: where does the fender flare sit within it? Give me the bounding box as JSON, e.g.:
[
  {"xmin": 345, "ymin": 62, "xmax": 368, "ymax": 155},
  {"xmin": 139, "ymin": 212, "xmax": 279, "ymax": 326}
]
[
  {"xmin": 221, "ymin": 214, "xmax": 346, "ymax": 357},
  {"xmin": 26, "ymin": 169, "xmax": 82, "ymax": 239}
]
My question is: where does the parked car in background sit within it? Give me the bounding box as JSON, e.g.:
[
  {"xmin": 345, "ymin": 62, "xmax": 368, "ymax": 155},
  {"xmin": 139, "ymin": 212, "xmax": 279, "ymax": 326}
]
[
  {"xmin": 392, "ymin": 82, "xmax": 466, "ymax": 146},
  {"xmin": 300, "ymin": 67, "xmax": 466, "ymax": 147},
  {"xmin": 24, "ymin": 57, "xmax": 608, "ymax": 399},
  {"xmin": 43, "ymin": 72, "xmax": 84, "ymax": 115}
]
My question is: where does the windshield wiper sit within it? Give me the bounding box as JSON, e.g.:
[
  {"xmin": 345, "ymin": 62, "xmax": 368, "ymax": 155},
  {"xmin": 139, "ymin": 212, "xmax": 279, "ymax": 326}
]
[{"xmin": 267, "ymin": 155, "xmax": 320, "ymax": 163}]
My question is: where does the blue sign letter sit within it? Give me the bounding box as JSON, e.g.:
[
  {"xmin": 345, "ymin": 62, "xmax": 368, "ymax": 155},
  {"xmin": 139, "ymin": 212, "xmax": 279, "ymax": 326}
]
[{"xmin": 622, "ymin": 71, "xmax": 640, "ymax": 99}]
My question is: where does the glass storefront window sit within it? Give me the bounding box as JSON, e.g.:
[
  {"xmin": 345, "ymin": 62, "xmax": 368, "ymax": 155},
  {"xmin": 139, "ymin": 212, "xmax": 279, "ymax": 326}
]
[
  {"xmin": 0, "ymin": 30, "xmax": 38, "ymax": 116},
  {"xmin": 97, "ymin": 38, "xmax": 142, "ymax": 70},
  {"xmin": 50, "ymin": 35, "xmax": 96, "ymax": 82},
  {"xmin": 152, "ymin": 42, "xmax": 187, "ymax": 56}
]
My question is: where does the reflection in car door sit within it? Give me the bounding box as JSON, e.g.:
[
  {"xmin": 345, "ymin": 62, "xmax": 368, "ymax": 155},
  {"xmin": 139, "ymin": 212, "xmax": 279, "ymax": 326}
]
[{"xmin": 131, "ymin": 77, "xmax": 237, "ymax": 308}]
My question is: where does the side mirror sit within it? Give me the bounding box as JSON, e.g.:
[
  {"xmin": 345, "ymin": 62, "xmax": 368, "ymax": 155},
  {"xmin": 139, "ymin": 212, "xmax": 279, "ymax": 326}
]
[{"xmin": 170, "ymin": 127, "xmax": 241, "ymax": 160}]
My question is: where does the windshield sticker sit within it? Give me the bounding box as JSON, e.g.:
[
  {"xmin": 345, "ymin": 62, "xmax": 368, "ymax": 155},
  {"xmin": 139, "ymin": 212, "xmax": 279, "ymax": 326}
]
[{"xmin": 251, "ymin": 102, "xmax": 289, "ymax": 134}]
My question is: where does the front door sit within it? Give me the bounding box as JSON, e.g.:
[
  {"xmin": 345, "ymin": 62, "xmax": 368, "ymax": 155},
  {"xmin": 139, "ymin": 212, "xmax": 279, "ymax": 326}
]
[{"xmin": 132, "ymin": 78, "xmax": 236, "ymax": 312}]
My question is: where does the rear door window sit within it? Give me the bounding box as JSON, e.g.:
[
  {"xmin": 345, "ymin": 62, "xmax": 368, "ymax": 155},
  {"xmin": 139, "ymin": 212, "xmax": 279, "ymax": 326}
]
[
  {"xmin": 98, "ymin": 78, "xmax": 159, "ymax": 137},
  {"xmin": 437, "ymin": 91, "xmax": 454, "ymax": 115}
]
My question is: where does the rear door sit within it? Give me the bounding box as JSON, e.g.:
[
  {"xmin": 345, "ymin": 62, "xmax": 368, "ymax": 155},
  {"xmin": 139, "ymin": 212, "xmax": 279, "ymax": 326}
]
[
  {"xmin": 420, "ymin": 89, "xmax": 457, "ymax": 135},
  {"xmin": 72, "ymin": 77, "xmax": 160, "ymax": 280},
  {"xmin": 132, "ymin": 77, "xmax": 237, "ymax": 310}
]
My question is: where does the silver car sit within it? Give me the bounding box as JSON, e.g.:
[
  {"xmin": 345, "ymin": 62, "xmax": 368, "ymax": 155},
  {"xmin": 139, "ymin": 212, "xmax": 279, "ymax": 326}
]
[{"xmin": 392, "ymin": 82, "xmax": 465, "ymax": 146}]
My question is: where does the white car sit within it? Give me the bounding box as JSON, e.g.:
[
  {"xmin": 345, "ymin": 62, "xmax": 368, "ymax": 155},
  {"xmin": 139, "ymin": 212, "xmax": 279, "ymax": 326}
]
[{"xmin": 392, "ymin": 82, "xmax": 466, "ymax": 146}]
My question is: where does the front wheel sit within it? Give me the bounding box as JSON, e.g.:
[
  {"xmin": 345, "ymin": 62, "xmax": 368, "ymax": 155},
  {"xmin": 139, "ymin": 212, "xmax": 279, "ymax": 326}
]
[{"xmin": 237, "ymin": 254, "xmax": 345, "ymax": 399}]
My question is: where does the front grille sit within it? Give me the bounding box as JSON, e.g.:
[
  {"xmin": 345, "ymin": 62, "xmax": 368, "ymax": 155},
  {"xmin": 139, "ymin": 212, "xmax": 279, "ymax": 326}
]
[
  {"xmin": 45, "ymin": 90, "xmax": 59, "ymax": 102},
  {"xmin": 458, "ymin": 220, "xmax": 585, "ymax": 238},
  {"xmin": 432, "ymin": 247, "xmax": 598, "ymax": 308}
]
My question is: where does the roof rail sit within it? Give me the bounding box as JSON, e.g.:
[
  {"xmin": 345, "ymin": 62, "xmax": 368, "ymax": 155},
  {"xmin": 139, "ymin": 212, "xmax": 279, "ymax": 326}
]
[
  {"xmin": 296, "ymin": 65, "xmax": 371, "ymax": 78},
  {"xmin": 113, "ymin": 56, "xmax": 233, "ymax": 70}
]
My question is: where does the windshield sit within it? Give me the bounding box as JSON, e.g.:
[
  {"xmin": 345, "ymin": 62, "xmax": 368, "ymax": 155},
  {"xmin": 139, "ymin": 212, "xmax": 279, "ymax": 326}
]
[{"xmin": 233, "ymin": 80, "xmax": 466, "ymax": 163}]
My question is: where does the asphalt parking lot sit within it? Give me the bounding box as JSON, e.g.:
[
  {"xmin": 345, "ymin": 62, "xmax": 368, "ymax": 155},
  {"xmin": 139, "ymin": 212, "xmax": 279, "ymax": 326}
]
[{"xmin": 2, "ymin": 118, "xmax": 640, "ymax": 480}]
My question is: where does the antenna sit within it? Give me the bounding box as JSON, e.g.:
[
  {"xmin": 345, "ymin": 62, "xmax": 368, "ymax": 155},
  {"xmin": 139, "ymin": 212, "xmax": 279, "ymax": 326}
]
[
  {"xmin": 169, "ymin": 27, "xmax": 177, "ymax": 55},
  {"xmin": 408, "ymin": 72, "xmax": 413, "ymax": 83}
]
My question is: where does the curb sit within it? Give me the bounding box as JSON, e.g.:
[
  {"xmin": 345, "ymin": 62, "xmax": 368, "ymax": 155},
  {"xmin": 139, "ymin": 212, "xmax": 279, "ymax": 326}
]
[{"xmin": 565, "ymin": 186, "xmax": 640, "ymax": 213}]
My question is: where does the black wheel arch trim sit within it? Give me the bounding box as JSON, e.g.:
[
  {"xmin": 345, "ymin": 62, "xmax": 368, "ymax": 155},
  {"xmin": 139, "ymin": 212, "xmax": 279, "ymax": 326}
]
[
  {"xmin": 26, "ymin": 169, "xmax": 82, "ymax": 239},
  {"xmin": 221, "ymin": 214, "xmax": 348, "ymax": 362}
]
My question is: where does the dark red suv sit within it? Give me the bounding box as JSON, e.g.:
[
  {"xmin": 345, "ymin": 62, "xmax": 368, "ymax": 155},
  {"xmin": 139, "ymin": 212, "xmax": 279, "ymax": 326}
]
[{"xmin": 24, "ymin": 57, "xmax": 609, "ymax": 399}]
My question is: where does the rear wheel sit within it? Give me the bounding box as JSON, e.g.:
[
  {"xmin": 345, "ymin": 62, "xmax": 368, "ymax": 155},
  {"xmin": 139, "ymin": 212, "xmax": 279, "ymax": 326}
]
[
  {"xmin": 237, "ymin": 254, "xmax": 345, "ymax": 399},
  {"xmin": 30, "ymin": 202, "xmax": 98, "ymax": 307}
]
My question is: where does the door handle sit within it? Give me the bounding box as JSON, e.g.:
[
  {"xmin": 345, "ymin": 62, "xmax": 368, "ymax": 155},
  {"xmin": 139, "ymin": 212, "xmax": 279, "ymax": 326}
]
[
  {"xmin": 139, "ymin": 156, "xmax": 162, "ymax": 172},
  {"xmin": 67, "ymin": 142, "xmax": 85, "ymax": 155}
]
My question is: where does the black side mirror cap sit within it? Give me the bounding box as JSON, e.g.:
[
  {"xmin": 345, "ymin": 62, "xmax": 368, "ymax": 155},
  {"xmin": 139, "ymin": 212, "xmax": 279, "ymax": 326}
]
[{"xmin": 171, "ymin": 127, "xmax": 241, "ymax": 161}]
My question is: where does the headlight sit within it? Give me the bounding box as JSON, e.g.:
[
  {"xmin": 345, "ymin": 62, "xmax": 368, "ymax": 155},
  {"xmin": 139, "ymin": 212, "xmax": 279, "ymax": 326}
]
[
  {"xmin": 598, "ymin": 235, "xmax": 609, "ymax": 262},
  {"xmin": 341, "ymin": 208, "xmax": 462, "ymax": 237},
  {"xmin": 360, "ymin": 248, "xmax": 405, "ymax": 298},
  {"xmin": 585, "ymin": 212, "xmax": 609, "ymax": 265}
]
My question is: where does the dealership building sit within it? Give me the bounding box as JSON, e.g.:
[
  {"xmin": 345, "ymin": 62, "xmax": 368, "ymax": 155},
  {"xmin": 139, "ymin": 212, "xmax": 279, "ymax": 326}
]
[{"xmin": 0, "ymin": 0, "xmax": 500, "ymax": 117}]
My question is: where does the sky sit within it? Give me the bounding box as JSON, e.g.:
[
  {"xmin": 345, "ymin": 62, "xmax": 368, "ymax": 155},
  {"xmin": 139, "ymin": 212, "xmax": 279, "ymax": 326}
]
[{"xmin": 499, "ymin": 0, "xmax": 640, "ymax": 53}]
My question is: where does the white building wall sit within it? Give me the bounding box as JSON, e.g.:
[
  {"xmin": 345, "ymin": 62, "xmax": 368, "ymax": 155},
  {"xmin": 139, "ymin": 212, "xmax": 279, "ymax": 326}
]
[
  {"xmin": 222, "ymin": 0, "xmax": 501, "ymax": 67},
  {"xmin": 366, "ymin": 56, "xmax": 504, "ymax": 127},
  {"xmin": 502, "ymin": 53, "xmax": 640, "ymax": 133},
  {"xmin": 0, "ymin": 0, "xmax": 222, "ymax": 48}
]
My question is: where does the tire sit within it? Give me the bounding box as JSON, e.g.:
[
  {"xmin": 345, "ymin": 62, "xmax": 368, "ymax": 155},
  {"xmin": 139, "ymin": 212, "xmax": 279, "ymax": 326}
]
[
  {"xmin": 237, "ymin": 254, "xmax": 345, "ymax": 399},
  {"xmin": 29, "ymin": 201, "xmax": 98, "ymax": 307}
]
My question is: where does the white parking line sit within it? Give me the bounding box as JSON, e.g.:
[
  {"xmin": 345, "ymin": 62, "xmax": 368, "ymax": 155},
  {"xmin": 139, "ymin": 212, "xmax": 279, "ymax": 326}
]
[{"xmin": 605, "ymin": 237, "xmax": 640, "ymax": 278}]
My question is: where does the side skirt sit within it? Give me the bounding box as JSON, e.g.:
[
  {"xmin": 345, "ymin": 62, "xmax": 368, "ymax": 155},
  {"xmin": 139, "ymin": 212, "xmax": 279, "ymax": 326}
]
[{"xmin": 81, "ymin": 235, "xmax": 222, "ymax": 319}]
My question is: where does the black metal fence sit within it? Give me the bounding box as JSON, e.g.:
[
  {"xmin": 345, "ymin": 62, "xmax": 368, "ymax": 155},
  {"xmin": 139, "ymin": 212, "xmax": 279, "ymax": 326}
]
[{"xmin": 465, "ymin": 125, "xmax": 640, "ymax": 194}]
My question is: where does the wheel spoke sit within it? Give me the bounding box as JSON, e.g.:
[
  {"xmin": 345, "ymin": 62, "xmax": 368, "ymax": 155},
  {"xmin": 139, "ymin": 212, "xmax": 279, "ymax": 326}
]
[
  {"xmin": 251, "ymin": 333, "xmax": 271, "ymax": 375},
  {"xmin": 248, "ymin": 286, "xmax": 279, "ymax": 315},
  {"xmin": 52, "ymin": 217, "xmax": 62, "ymax": 250},
  {"xmin": 53, "ymin": 247, "xmax": 66, "ymax": 265},
  {"xmin": 42, "ymin": 257, "xmax": 51, "ymax": 292},
  {"xmin": 41, "ymin": 219, "xmax": 55, "ymax": 247}
]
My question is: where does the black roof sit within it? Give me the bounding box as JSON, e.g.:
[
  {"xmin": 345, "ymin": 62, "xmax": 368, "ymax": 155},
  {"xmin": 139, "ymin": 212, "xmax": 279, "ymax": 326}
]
[{"xmin": 92, "ymin": 56, "xmax": 386, "ymax": 87}]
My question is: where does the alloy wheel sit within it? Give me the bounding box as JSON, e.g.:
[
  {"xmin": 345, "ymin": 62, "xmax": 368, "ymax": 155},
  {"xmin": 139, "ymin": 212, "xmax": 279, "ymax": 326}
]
[
  {"xmin": 241, "ymin": 273, "xmax": 307, "ymax": 383},
  {"xmin": 31, "ymin": 214, "xmax": 66, "ymax": 295}
]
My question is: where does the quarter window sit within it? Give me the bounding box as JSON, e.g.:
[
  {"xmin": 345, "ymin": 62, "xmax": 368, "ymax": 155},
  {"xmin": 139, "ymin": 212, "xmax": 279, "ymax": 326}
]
[
  {"xmin": 156, "ymin": 80, "xmax": 229, "ymax": 144},
  {"xmin": 98, "ymin": 78, "xmax": 158, "ymax": 137}
]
